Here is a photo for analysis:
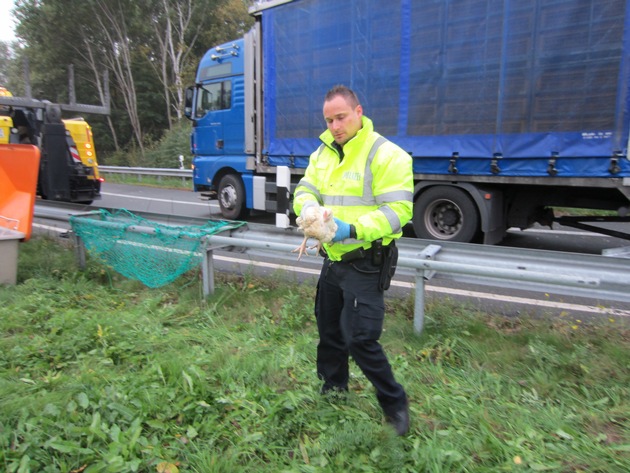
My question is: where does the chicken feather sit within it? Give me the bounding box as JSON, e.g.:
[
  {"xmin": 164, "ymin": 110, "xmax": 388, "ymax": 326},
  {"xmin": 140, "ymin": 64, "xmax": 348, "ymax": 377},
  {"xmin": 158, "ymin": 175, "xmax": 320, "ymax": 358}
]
[{"xmin": 293, "ymin": 206, "xmax": 337, "ymax": 260}]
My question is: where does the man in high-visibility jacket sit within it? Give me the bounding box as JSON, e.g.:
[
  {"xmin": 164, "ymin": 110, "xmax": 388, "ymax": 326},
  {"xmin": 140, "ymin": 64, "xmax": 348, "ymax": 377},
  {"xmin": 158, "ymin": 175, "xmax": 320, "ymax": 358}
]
[{"xmin": 293, "ymin": 85, "xmax": 414, "ymax": 435}]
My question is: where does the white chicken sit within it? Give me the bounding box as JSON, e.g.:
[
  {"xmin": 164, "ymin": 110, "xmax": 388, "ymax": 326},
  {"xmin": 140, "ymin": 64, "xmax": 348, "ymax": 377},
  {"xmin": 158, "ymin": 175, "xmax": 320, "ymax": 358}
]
[{"xmin": 292, "ymin": 205, "xmax": 337, "ymax": 260}]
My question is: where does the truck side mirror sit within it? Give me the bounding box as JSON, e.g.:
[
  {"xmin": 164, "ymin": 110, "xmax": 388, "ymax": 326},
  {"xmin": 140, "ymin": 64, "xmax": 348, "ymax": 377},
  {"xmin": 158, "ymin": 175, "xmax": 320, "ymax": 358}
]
[{"xmin": 184, "ymin": 87, "xmax": 194, "ymax": 120}]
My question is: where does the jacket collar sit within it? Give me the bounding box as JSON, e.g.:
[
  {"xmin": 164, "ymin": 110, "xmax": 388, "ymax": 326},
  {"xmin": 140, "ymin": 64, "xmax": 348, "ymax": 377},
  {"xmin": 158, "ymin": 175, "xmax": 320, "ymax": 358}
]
[{"xmin": 319, "ymin": 115, "xmax": 374, "ymax": 148}]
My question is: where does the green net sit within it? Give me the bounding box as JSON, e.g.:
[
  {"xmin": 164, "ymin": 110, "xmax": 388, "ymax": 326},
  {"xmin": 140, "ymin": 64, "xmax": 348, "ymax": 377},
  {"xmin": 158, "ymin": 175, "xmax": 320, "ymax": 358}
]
[{"xmin": 69, "ymin": 209, "xmax": 245, "ymax": 288}]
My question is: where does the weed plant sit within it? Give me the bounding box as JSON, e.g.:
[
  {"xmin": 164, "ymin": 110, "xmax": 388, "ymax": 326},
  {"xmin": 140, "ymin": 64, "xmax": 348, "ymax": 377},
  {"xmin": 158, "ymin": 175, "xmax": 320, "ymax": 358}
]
[{"xmin": 1, "ymin": 237, "xmax": 628, "ymax": 472}]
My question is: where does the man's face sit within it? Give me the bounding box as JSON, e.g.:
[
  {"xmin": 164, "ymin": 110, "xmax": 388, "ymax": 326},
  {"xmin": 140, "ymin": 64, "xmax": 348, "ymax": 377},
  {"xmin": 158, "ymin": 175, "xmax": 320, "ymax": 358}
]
[{"xmin": 323, "ymin": 95, "xmax": 363, "ymax": 146}]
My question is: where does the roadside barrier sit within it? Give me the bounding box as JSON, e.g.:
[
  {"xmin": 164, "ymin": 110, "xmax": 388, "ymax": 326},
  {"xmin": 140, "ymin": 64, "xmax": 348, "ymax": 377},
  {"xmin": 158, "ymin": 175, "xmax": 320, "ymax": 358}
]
[{"xmin": 67, "ymin": 209, "xmax": 630, "ymax": 334}]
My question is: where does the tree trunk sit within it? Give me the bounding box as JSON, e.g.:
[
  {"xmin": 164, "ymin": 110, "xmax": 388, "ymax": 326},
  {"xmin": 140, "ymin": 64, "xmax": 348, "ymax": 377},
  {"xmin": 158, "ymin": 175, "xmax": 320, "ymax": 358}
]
[{"xmin": 93, "ymin": 0, "xmax": 145, "ymax": 155}]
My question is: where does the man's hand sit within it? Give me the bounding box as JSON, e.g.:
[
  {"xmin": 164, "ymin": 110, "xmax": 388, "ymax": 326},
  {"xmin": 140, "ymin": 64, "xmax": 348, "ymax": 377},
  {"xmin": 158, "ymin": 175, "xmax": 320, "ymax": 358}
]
[{"xmin": 332, "ymin": 218, "xmax": 351, "ymax": 242}]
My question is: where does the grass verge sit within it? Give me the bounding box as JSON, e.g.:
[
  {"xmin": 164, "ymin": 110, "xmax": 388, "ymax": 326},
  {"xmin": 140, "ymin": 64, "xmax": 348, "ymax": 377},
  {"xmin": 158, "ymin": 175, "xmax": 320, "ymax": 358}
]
[
  {"xmin": 1, "ymin": 237, "xmax": 628, "ymax": 472},
  {"xmin": 102, "ymin": 174, "xmax": 191, "ymax": 190}
]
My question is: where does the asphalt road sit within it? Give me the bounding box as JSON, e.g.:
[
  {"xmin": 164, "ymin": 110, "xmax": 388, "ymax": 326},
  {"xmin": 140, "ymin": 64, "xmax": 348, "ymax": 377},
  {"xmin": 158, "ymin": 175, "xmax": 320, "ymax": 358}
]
[
  {"xmin": 34, "ymin": 182, "xmax": 630, "ymax": 325},
  {"xmin": 99, "ymin": 182, "xmax": 630, "ymax": 256}
]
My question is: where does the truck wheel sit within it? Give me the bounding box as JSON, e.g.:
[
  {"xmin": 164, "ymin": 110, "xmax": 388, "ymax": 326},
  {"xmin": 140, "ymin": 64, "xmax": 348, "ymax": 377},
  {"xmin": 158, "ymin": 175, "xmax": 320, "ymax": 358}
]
[
  {"xmin": 218, "ymin": 174, "xmax": 248, "ymax": 220},
  {"xmin": 413, "ymin": 187, "xmax": 479, "ymax": 242}
]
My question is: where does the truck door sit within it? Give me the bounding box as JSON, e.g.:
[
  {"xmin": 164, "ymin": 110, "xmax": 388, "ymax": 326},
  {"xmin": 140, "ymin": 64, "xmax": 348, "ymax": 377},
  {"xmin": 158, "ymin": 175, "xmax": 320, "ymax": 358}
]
[{"xmin": 193, "ymin": 80, "xmax": 232, "ymax": 156}]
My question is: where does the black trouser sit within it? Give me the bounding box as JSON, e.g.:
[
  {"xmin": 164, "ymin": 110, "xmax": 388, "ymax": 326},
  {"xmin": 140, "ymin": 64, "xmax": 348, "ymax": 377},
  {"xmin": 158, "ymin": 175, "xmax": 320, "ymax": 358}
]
[{"xmin": 314, "ymin": 257, "xmax": 407, "ymax": 416}]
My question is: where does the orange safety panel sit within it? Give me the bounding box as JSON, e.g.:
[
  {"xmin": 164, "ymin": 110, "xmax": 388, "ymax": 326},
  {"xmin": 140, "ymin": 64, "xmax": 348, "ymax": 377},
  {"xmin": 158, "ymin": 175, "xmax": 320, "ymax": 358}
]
[{"xmin": 0, "ymin": 144, "xmax": 41, "ymax": 241}]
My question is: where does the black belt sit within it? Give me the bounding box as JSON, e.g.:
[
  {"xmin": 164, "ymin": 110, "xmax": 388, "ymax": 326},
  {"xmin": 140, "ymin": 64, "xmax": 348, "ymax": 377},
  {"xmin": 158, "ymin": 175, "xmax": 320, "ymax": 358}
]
[
  {"xmin": 339, "ymin": 240, "xmax": 395, "ymax": 264},
  {"xmin": 340, "ymin": 245, "xmax": 373, "ymax": 263}
]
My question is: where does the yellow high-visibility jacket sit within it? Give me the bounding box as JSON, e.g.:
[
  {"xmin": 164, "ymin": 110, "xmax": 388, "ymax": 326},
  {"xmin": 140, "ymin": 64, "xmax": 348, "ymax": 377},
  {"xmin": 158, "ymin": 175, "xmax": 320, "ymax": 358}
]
[{"xmin": 293, "ymin": 116, "xmax": 414, "ymax": 261}]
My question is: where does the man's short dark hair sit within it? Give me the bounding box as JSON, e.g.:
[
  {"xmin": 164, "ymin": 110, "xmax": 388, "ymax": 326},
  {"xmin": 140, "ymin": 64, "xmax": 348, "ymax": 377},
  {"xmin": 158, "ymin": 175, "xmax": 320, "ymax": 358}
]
[{"xmin": 324, "ymin": 85, "xmax": 360, "ymax": 108}]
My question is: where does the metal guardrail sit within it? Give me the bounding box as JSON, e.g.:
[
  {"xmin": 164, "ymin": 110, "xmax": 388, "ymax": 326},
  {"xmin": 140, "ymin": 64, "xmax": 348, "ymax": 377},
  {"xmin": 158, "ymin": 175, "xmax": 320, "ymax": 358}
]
[
  {"xmin": 46, "ymin": 204, "xmax": 630, "ymax": 335},
  {"xmin": 203, "ymin": 229, "xmax": 630, "ymax": 333},
  {"xmin": 99, "ymin": 166, "xmax": 192, "ymax": 179}
]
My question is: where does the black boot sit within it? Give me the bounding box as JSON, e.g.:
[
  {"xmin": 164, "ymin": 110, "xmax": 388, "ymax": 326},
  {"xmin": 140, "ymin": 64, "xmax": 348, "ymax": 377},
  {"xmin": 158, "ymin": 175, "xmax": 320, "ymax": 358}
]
[{"xmin": 385, "ymin": 403, "xmax": 410, "ymax": 436}]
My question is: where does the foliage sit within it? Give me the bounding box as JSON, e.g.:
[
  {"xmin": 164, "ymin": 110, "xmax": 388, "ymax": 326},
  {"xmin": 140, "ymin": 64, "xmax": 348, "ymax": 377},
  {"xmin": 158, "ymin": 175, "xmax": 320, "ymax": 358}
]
[
  {"xmin": 0, "ymin": 236, "xmax": 629, "ymax": 472},
  {"xmin": 5, "ymin": 0, "xmax": 254, "ymax": 159},
  {"xmin": 100, "ymin": 119, "xmax": 190, "ymax": 168},
  {"xmin": 143, "ymin": 121, "xmax": 193, "ymax": 168},
  {"xmin": 0, "ymin": 41, "xmax": 16, "ymax": 84}
]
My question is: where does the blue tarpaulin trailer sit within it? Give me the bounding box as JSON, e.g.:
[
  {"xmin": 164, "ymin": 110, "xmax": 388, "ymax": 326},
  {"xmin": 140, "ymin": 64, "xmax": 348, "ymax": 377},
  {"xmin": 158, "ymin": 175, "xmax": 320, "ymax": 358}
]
[{"xmin": 186, "ymin": 0, "xmax": 630, "ymax": 243}]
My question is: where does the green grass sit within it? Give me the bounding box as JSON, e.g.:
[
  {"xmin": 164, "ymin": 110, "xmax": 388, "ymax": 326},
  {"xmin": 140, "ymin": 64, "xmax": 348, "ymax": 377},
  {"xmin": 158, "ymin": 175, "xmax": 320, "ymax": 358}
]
[
  {"xmin": 101, "ymin": 173, "xmax": 191, "ymax": 190},
  {"xmin": 1, "ymin": 237, "xmax": 629, "ymax": 472}
]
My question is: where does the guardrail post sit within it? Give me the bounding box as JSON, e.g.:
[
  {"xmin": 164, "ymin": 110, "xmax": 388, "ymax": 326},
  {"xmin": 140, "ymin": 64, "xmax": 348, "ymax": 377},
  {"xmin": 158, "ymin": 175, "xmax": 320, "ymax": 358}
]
[
  {"xmin": 414, "ymin": 275, "xmax": 427, "ymax": 334},
  {"xmin": 72, "ymin": 232, "xmax": 87, "ymax": 270},
  {"xmin": 202, "ymin": 247, "xmax": 215, "ymax": 296},
  {"xmin": 413, "ymin": 245, "xmax": 442, "ymax": 335}
]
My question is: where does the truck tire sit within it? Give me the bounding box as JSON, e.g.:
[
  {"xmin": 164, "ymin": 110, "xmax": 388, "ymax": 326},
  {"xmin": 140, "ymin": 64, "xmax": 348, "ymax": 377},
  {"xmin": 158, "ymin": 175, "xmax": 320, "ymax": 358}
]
[
  {"xmin": 218, "ymin": 174, "xmax": 248, "ymax": 220},
  {"xmin": 413, "ymin": 186, "xmax": 479, "ymax": 242}
]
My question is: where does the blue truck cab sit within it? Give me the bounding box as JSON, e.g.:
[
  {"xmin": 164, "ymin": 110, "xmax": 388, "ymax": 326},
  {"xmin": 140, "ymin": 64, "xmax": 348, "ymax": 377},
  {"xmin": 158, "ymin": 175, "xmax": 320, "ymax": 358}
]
[{"xmin": 185, "ymin": 39, "xmax": 251, "ymax": 219}]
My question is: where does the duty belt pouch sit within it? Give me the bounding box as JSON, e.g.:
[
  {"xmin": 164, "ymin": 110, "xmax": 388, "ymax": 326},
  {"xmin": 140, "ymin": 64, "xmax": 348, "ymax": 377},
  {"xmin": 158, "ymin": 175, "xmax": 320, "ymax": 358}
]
[{"xmin": 378, "ymin": 243, "xmax": 398, "ymax": 291}]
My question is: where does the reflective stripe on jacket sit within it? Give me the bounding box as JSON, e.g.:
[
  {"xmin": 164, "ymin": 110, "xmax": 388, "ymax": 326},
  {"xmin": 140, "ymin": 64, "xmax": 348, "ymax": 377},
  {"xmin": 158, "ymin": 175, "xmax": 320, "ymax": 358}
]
[{"xmin": 293, "ymin": 116, "xmax": 414, "ymax": 262}]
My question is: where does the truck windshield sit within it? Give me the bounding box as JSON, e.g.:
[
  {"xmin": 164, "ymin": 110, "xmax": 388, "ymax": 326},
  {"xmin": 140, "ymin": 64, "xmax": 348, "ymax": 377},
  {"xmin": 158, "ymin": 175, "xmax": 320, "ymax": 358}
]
[{"xmin": 196, "ymin": 81, "xmax": 232, "ymax": 117}]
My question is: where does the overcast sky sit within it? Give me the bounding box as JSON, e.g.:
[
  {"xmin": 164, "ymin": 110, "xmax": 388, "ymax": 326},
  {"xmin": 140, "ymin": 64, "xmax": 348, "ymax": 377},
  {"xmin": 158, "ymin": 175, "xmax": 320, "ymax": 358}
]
[{"xmin": 0, "ymin": 0, "xmax": 17, "ymax": 42}]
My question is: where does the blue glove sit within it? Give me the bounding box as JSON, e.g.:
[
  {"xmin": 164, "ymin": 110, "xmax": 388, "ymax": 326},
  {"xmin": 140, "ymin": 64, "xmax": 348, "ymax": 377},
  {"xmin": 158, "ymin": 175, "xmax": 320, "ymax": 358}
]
[{"xmin": 332, "ymin": 218, "xmax": 351, "ymax": 242}]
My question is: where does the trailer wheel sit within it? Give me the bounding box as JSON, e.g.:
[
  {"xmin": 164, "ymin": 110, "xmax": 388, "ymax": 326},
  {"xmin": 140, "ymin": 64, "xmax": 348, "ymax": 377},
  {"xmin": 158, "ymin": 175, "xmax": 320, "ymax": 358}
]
[
  {"xmin": 218, "ymin": 174, "xmax": 248, "ymax": 220},
  {"xmin": 413, "ymin": 187, "xmax": 479, "ymax": 242}
]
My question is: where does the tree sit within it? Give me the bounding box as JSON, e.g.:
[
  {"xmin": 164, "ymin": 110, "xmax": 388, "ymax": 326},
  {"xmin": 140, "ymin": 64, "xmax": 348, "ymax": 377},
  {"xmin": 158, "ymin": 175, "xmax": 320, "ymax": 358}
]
[
  {"xmin": 76, "ymin": 33, "xmax": 121, "ymax": 151},
  {"xmin": 93, "ymin": 0, "xmax": 150, "ymax": 156},
  {"xmin": 9, "ymin": 0, "xmax": 254, "ymax": 161},
  {"xmin": 152, "ymin": 0, "xmax": 198, "ymax": 128},
  {"xmin": 0, "ymin": 42, "xmax": 13, "ymax": 86},
  {"xmin": 151, "ymin": 0, "xmax": 253, "ymax": 128}
]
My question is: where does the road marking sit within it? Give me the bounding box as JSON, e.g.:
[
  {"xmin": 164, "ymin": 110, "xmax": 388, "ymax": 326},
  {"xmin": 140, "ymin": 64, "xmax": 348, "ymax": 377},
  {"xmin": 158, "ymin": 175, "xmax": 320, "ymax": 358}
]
[
  {"xmin": 101, "ymin": 192, "xmax": 216, "ymax": 208},
  {"xmin": 508, "ymin": 227, "xmax": 613, "ymax": 237},
  {"xmin": 33, "ymin": 223, "xmax": 68, "ymax": 232},
  {"xmin": 404, "ymin": 283, "xmax": 629, "ymax": 318},
  {"xmin": 212, "ymin": 254, "xmax": 630, "ymax": 318}
]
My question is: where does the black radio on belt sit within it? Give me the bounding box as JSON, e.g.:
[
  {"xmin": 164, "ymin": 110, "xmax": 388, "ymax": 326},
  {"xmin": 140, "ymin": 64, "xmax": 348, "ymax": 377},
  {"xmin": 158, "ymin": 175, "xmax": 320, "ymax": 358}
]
[{"xmin": 372, "ymin": 239, "xmax": 383, "ymax": 266}]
